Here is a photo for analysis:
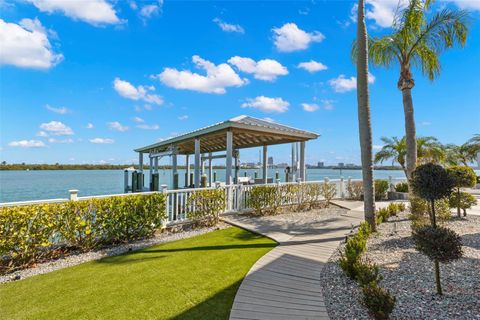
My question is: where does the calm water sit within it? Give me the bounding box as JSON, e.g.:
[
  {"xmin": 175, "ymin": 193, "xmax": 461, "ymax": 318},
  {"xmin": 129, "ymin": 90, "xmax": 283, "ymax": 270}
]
[{"xmin": 0, "ymin": 168, "xmax": 410, "ymax": 203}]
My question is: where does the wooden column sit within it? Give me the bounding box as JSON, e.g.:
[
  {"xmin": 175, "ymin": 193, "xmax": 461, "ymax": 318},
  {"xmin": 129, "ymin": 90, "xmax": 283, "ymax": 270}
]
[
  {"xmin": 139, "ymin": 152, "xmax": 144, "ymax": 172},
  {"xmin": 234, "ymin": 150, "xmax": 239, "ymax": 184},
  {"xmin": 300, "ymin": 141, "xmax": 306, "ymax": 181},
  {"xmin": 172, "ymin": 151, "xmax": 178, "ymax": 189},
  {"xmin": 208, "ymin": 152, "xmax": 213, "ymax": 187},
  {"xmin": 194, "ymin": 138, "xmax": 201, "ymax": 188},
  {"xmin": 149, "ymin": 155, "xmax": 153, "ymax": 186},
  {"xmin": 291, "ymin": 143, "xmax": 295, "ymax": 182},
  {"xmin": 226, "ymin": 130, "xmax": 233, "ymax": 185},
  {"xmin": 263, "ymin": 145, "xmax": 268, "ymax": 184},
  {"xmin": 154, "ymin": 156, "xmax": 159, "ymax": 173},
  {"xmin": 185, "ymin": 155, "xmax": 190, "ymax": 187}
]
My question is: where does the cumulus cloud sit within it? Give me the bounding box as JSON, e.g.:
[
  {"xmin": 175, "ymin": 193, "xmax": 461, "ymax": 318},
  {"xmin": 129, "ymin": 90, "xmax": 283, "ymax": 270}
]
[
  {"xmin": 156, "ymin": 55, "xmax": 247, "ymax": 94},
  {"xmin": 213, "ymin": 18, "xmax": 244, "ymax": 33},
  {"xmin": 241, "ymin": 96, "xmax": 289, "ymax": 113},
  {"xmin": 48, "ymin": 138, "xmax": 74, "ymax": 144},
  {"xmin": 451, "ymin": 0, "xmax": 480, "ymax": 10},
  {"xmin": 272, "ymin": 23, "xmax": 324, "ymax": 52},
  {"xmin": 228, "ymin": 56, "xmax": 288, "ymax": 81},
  {"xmin": 297, "ymin": 60, "xmax": 328, "ymax": 73},
  {"xmin": 302, "ymin": 103, "xmax": 319, "ymax": 112},
  {"xmin": 113, "ymin": 78, "xmax": 163, "ymax": 105},
  {"xmin": 132, "ymin": 116, "xmax": 144, "ymax": 123},
  {"xmin": 90, "ymin": 138, "xmax": 114, "ymax": 144},
  {"xmin": 107, "ymin": 121, "xmax": 129, "ymax": 132},
  {"xmin": 139, "ymin": 0, "xmax": 163, "ymax": 20},
  {"xmin": 321, "ymin": 99, "xmax": 334, "ymax": 110},
  {"xmin": 178, "ymin": 115, "xmax": 188, "ymax": 120},
  {"xmin": 46, "ymin": 104, "xmax": 70, "ymax": 114},
  {"xmin": 137, "ymin": 124, "xmax": 160, "ymax": 130},
  {"xmin": 26, "ymin": 0, "xmax": 121, "ymax": 25},
  {"xmin": 8, "ymin": 140, "xmax": 46, "ymax": 148},
  {"xmin": 36, "ymin": 131, "xmax": 48, "ymax": 137},
  {"xmin": 364, "ymin": 0, "xmax": 408, "ymax": 28},
  {"xmin": 39, "ymin": 121, "xmax": 74, "ymax": 135},
  {"xmin": 86, "ymin": 123, "xmax": 94, "ymax": 129},
  {"xmin": 329, "ymin": 73, "xmax": 375, "ymax": 93},
  {"xmin": 0, "ymin": 18, "xmax": 63, "ymax": 69}
]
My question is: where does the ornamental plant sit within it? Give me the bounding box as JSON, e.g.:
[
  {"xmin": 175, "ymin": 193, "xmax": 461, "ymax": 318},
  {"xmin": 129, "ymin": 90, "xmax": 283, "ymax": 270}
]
[
  {"xmin": 187, "ymin": 189, "xmax": 226, "ymax": 226},
  {"xmin": 448, "ymin": 192, "xmax": 477, "ymax": 216},
  {"xmin": 447, "ymin": 166, "xmax": 476, "ymax": 217},
  {"xmin": 374, "ymin": 180, "xmax": 389, "ymax": 200},
  {"xmin": 247, "ymin": 185, "xmax": 280, "ymax": 216},
  {"xmin": 394, "ymin": 182, "xmax": 408, "ymax": 193},
  {"xmin": 362, "ymin": 283, "xmax": 396, "ymax": 320},
  {"xmin": 412, "ymin": 226, "xmax": 463, "ymax": 262}
]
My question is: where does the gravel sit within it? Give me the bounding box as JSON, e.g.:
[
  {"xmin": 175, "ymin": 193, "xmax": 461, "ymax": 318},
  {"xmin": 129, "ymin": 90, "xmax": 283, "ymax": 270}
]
[
  {"xmin": 321, "ymin": 212, "xmax": 480, "ymax": 320},
  {"xmin": 1, "ymin": 222, "xmax": 229, "ymax": 284}
]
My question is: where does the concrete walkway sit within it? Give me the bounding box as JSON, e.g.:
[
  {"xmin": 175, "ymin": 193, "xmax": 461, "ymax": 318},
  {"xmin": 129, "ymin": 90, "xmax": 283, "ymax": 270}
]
[{"xmin": 224, "ymin": 208, "xmax": 365, "ymax": 320}]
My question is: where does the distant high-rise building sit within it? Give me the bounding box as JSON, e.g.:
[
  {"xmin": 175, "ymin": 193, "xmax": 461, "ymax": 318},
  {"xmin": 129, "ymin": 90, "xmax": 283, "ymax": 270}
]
[
  {"xmin": 338, "ymin": 162, "xmax": 345, "ymax": 167},
  {"xmin": 268, "ymin": 156, "xmax": 274, "ymax": 166},
  {"xmin": 317, "ymin": 162, "xmax": 324, "ymax": 168}
]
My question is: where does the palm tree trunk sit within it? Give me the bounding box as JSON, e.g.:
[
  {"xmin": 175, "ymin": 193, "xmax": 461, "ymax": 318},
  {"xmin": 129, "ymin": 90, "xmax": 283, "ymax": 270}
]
[
  {"xmin": 356, "ymin": 0, "xmax": 376, "ymax": 231},
  {"xmin": 402, "ymin": 88, "xmax": 417, "ymax": 180}
]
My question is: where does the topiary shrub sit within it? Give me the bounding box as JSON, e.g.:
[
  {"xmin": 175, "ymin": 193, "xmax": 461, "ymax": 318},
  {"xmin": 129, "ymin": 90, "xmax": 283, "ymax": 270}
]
[
  {"xmin": 412, "ymin": 225, "xmax": 463, "ymax": 263},
  {"xmin": 187, "ymin": 189, "xmax": 226, "ymax": 226},
  {"xmin": 354, "ymin": 258, "xmax": 382, "ymax": 287},
  {"xmin": 375, "ymin": 180, "xmax": 389, "ymax": 200},
  {"xmin": 394, "ymin": 182, "xmax": 409, "ymax": 193},
  {"xmin": 449, "ymin": 191, "xmax": 477, "ymax": 217},
  {"xmin": 362, "ymin": 283, "xmax": 396, "ymax": 320},
  {"xmin": 448, "ymin": 166, "xmax": 477, "ymax": 217}
]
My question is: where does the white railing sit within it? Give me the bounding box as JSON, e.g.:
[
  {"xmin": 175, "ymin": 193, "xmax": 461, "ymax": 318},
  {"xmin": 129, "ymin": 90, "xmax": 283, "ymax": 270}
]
[{"xmin": 0, "ymin": 176, "xmax": 408, "ymax": 224}]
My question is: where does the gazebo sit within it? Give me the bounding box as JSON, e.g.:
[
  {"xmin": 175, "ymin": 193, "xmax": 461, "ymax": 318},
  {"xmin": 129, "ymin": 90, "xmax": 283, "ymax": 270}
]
[{"xmin": 132, "ymin": 115, "xmax": 319, "ymax": 190}]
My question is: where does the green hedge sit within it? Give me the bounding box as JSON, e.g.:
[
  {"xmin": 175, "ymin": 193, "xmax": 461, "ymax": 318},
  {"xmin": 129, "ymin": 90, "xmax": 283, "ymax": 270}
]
[
  {"xmin": 0, "ymin": 193, "xmax": 166, "ymax": 273},
  {"xmin": 187, "ymin": 189, "xmax": 226, "ymax": 226}
]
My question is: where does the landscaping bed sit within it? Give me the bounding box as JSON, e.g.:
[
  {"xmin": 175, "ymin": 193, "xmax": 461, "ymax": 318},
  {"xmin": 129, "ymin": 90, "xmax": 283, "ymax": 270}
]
[{"xmin": 321, "ymin": 211, "xmax": 480, "ymax": 319}]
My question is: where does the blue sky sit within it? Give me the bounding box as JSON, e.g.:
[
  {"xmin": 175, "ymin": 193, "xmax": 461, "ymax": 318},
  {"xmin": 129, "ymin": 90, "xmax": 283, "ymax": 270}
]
[{"xmin": 1, "ymin": 0, "xmax": 479, "ymax": 166}]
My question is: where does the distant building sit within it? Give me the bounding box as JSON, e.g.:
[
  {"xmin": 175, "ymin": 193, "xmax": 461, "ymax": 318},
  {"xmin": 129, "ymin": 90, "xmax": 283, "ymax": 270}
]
[
  {"xmin": 338, "ymin": 162, "xmax": 345, "ymax": 167},
  {"xmin": 276, "ymin": 163, "xmax": 289, "ymax": 168},
  {"xmin": 346, "ymin": 163, "xmax": 355, "ymax": 167},
  {"xmin": 268, "ymin": 156, "xmax": 274, "ymax": 166},
  {"xmin": 317, "ymin": 162, "xmax": 324, "ymax": 168}
]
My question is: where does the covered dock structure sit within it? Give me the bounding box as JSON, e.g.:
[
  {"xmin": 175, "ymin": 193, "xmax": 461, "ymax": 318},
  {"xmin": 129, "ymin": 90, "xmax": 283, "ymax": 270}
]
[{"xmin": 132, "ymin": 115, "xmax": 319, "ymax": 191}]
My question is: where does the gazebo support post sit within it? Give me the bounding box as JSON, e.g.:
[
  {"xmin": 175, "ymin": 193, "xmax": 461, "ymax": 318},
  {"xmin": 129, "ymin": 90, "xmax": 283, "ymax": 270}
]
[
  {"xmin": 300, "ymin": 141, "xmax": 306, "ymax": 181},
  {"xmin": 194, "ymin": 138, "xmax": 201, "ymax": 188},
  {"xmin": 208, "ymin": 152, "xmax": 213, "ymax": 187},
  {"xmin": 263, "ymin": 145, "xmax": 268, "ymax": 184},
  {"xmin": 226, "ymin": 130, "xmax": 233, "ymax": 185},
  {"xmin": 172, "ymin": 150, "xmax": 178, "ymax": 189},
  {"xmin": 185, "ymin": 155, "xmax": 190, "ymax": 187}
]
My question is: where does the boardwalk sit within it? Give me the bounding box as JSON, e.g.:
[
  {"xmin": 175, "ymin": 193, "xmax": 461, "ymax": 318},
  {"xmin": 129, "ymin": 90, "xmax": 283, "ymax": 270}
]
[{"xmin": 223, "ymin": 207, "xmax": 365, "ymax": 320}]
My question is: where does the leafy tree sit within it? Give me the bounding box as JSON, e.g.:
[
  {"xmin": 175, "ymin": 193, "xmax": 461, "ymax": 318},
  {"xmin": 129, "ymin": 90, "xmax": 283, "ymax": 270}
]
[
  {"xmin": 360, "ymin": 0, "xmax": 470, "ymax": 179},
  {"xmin": 448, "ymin": 166, "xmax": 477, "ymax": 216},
  {"xmin": 374, "ymin": 136, "xmax": 445, "ymax": 177},
  {"xmin": 355, "ymin": 0, "xmax": 376, "ymax": 231}
]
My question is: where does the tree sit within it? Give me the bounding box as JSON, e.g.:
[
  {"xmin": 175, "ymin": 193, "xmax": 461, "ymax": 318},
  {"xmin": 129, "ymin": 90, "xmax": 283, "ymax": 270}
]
[
  {"xmin": 355, "ymin": 0, "xmax": 376, "ymax": 231},
  {"xmin": 444, "ymin": 143, "xmax": 478, "ymax": 166},
  {"xmin": 410, "ymin": 163, "xmax": 455, "ymax": 295},
  {"xmin": 365, "ymin": 0, "xmax": 470, "ymax": 179},
  {"xmin": 448, "ymin": 166, "xmax": 477, "ymax": 216},
  {"xmin": 374, "ymin": 136, "xmax": 445, "ymax": 177}
]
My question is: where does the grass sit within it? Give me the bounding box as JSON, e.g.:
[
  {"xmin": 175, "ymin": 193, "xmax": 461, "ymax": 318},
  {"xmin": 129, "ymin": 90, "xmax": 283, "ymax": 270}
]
[{"xmin": 0, "ymin": 227, "xmax": 276, "ymax": 320}]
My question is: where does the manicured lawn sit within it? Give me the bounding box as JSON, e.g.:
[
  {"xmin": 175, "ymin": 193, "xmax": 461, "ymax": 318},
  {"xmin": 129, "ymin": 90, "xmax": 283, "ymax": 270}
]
[{"xmin": 0, "ymin": 227, "xmax": 276, "ymax": 320}]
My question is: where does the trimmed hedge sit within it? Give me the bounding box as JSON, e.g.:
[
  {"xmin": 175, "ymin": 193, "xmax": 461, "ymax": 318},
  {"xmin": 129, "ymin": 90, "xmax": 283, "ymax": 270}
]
[
  {"xmin": 0, "ymin": 193, "xmax": 166, "ymax": 273},
  {"xmin": 187, "ymin": 189, "xmax": 226, "ymax": 226}
]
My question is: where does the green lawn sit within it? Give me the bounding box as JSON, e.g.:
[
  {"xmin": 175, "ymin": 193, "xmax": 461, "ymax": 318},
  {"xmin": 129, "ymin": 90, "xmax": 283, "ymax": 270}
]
[{"xmin": 0, "ymin": 227, "xmax": 276, "ymax": 320}]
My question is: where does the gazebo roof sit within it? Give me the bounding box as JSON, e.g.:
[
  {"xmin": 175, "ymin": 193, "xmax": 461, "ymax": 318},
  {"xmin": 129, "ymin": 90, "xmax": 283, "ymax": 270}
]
[{"xmin": 135, "ymin": 115, "xmax": 319, "ymax": 155}]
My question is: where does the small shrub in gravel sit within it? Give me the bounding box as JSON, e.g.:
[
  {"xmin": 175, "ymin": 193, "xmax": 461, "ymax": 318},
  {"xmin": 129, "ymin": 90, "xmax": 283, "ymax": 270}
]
[
  {"xmin": 354, "ymin": 258, "xmax": 382, "ymax": 287},
  {"xmin": 409, "ymin": 196, "xmax": 451, "ymax": 228},
  {"xmin": 448, "ymin": 166, "xmax": 476, "ymax": 217},
  {"xmin": 362, "ymin": 284, "xmax": 396, "ymax": 320},
  {"xmin": 412, "ymin": 225, "xmax": 463, "ymax": 262},
  {"xmin": 448, "ymin": 191, "xmax": 477, "ymax": 217},
  {"xmin": 394, "ymin": 182, "xmax": 408, "ymax": 193},
  {"xmin": 339, "ymin": 233, "xmax": 367, "ymax": 279}
]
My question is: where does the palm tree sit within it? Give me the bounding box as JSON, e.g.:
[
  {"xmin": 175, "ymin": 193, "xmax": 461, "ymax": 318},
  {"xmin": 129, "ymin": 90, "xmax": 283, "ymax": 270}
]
[
  {"xmin": 356, "ymin": 0, "xmax": 376, "ymax": 231},
  {"xmin": 375, "ymin": 136, "xmax": 445, "ymax": 177},
  {"xmin": 445, "ymin": 142, "xmax": 478, "ymax": 166},
  {"xmin": 364, "ymin": 0, "xmax": 470, "ymax": 179}
]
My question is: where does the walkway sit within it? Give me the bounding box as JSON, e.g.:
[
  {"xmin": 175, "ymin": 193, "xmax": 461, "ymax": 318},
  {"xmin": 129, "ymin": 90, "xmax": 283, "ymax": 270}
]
[{"xmin": 223, "ymin": 208, "xmax": 365, "ymax": 320}]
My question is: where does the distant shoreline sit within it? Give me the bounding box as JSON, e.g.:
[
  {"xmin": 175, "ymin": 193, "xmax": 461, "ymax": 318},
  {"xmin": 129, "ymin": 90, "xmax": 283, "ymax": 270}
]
[{"xmin": 0, "ymin": 164, "xmax": 406, "ymax": 171}]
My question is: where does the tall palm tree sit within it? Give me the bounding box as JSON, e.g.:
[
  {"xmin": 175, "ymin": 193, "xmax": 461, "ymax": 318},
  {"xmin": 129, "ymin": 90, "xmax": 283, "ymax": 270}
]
[
  {"xmin": 365, "ymin": 0, "xmax": 470, "ymax": 179},
  {"xmin": 444, "ymin": 142, "xmax": 478, "ymax": 166},
  {"xmin": 356, "ymin": 0, "xmax": 376, "ymax": 231},
  {"xmin": 375, "ymin": 136, "xmax": 445, "ymax": 177}
]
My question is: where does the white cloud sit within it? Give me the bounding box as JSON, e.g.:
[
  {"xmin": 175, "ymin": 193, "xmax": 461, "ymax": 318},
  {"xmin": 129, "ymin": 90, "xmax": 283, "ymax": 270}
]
[
  {"xmin": 263, "ymin": 117, "xmax": 276, "ymax": 123},
  {"xmin": 228, "ymin": 56, "xmax": 288, "ymax": 81},
  {"xmin": 48, "ymin": 138, "xmax": 74, "ymax": 144},
  {"xmin": 329, "ymin": 73, "xmax": 375, "ymax": 93},
  {"xmin": 8, "ymin": 140, "xmax": 46, "ymax": 148},
  {"xmin": 272, "ymin": 23, "xmax": 325, "ymax": 52},
  {"xmin": 0, "ymin": 18, "xmax": 63, "ymax": 69},
  {"xmin": 39, "ymin": 121, "xmax": 74, "ymax": 135},
  {"xmin": 213, "ymin": 18, "xmax": 244, "ymax": 33},
  {"xmin": 86, "ymin": 123, "xmax": 94, "ymax": 129},
  {"xmin": 90, "ymin": 138, "xmax": 114, "ymax": 144},
  {"xmin": 36, "ymin": 131, "xmax": 48, "ymax": 137},
  {"xmin": 297, "ymin": 60, "xmax": 328, "ymax": 73},
  {"xmin": 46, "ymin": 104, "xmax": 70, "ymax": 114},
  {"xmin": 373, "ymin": 145, "xmax": 383, "ymax": 150},
  {"xmin": 321, "ymin": 99, "xmax": 334, "ymax": 110},
  {"xmin": 137, "ymin": 124, "xmax": 160, "ymax": 130},
  {"xmin": 451, "ymin": 0, "xmax": 480, "ymax": 10},
  {"xmin": 107, "ymin": 121, "xmax": 129, "ymax": 132},
  {"xmin": 156, "ymin": 55, "xmax": 247, "ymax": 94},
  {"xmin": 241, "ymin": 96, "xmax": 289, "ymax": 113},
  {"xmin": 359, "ymin": 0, "xmax": 408, "ymax": 28},
  {"xmin": 139, "ymin": 0, "xmax": 163, "ymax": 19},
  {"xmin": 132, "ymin": 116, "xmax": 145, "ymax": 123},
  {"xmin": 420, "ymin": 121, "xmax": 431, "ymax": 126},
  {"xmin": 26, "ymin": 0, "xmax": 121, "ymax": 25},
  {"xmin": 178, "ymin": 115, "xmax": 188, "ymax": 120},
  {"xmin": 113, "ymin": 78, "xmax": 163, "ymax": 105},
  {"xmin": 302, "ymin": 103, "xmax": 319, "ymax": 112}
]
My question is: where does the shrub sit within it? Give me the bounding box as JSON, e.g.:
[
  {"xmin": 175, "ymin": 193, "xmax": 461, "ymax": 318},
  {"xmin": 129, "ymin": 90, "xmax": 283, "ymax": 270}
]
[
  {"xmin": 411, "ymin": 164, "xmax": 454, "ymax": 203},
  {"xmin": 376, "ymin": 208, "xmax": 389, "ymax": 225},
  {"xmin": 354, "ymin": 258, "xmax": 382, "ymax": 287},
  {"xmin": 375, "ymin": 180, "xmax": 389, "ymax": 200},
  {"xmin": 302, "ymin": 183, "xmax": 323, "ymax": 210},
  {"xmin": 248, "ymin": 185, "xmax": 280, "ymax": 216},
  {"xmin": 187, "ymin": 189, "xmax": 226, "ymax": 226},
  {"xmin": 409, "ymin": 196, "xmax": 451, "ymax": 228},
  {"xmin": 449, "ymin": 192, "xmax": 477, "ymax": 216},
  {"xmin": 357, "ymin": 221, "xmax": 372, "ymax": 239},
  {"xmin": 57, "ymin": 201, "xmax": 99, "ymax": 251},
  {"xmin": 320, "ymin": 182, "xmax": 337, "ymax": 206},
  {"xmin": 394, "ymin": 182, "xmax": 409, "ymax": 193},
  {"xmin": 362, "ymin": 283, "xmax": 396, "ymax": 320},
  {"xmin": 448, "ymin": 166, "xmax": 477, "ymax": 217},
  {"xmin": 412, "ymin": 225, "xmax": 463, "ymax": 263},
  {"xmin": 339, "ymin": 232, "xmax": 368, "ymax": 279},
  {"xmin": 347, "ymin": 181, "xmax": 363, "ymax": 200}
]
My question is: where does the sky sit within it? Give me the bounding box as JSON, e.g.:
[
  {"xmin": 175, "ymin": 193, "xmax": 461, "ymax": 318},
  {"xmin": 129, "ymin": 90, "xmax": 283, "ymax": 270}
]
[{"xmin": 0, "ymin": 0, "xmax": 479, "ymax": 167}]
